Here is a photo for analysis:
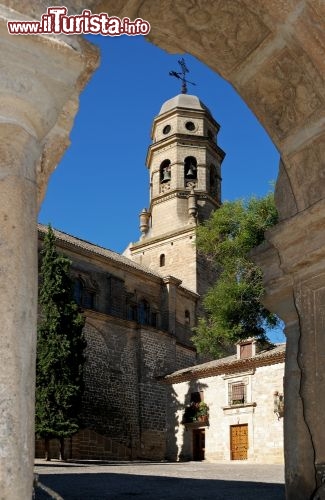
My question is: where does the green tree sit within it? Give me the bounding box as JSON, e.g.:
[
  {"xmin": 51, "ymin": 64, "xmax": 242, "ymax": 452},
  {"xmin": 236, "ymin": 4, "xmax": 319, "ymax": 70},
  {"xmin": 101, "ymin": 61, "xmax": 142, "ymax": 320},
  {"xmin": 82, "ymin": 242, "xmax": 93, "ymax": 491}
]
[
  {"xmin": 36, "ymin": 225, "xmax": 86, "ymax": 461},
  {"xmin": 193, "ymin": 193, "xmax": 279, "ymax": 358}
]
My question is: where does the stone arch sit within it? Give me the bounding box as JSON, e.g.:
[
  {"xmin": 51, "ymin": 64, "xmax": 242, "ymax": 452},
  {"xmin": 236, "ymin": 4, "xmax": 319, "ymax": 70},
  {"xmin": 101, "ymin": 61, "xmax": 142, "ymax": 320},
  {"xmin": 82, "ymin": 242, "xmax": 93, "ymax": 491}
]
[
  {"xmin": 184, "ymin": 156, "xmax": 198, "ymax": 183},
  {"xmin": 159, "ymin": 159, "xmax": 171, "ymax": 183},
  {"xmin": 97, "ymin": 5, "xmax": 322, "ymax": 498},
  {"xmin": 159, "ymin": 253, "xmax": 165, "ymax": 267},
  {"xmin": 95, "ymin": 3, "xmax": 324, "ymax": 498},
  {"xmin": 1, "ymin": 2, "xmax": 324, "ymax": 499}
]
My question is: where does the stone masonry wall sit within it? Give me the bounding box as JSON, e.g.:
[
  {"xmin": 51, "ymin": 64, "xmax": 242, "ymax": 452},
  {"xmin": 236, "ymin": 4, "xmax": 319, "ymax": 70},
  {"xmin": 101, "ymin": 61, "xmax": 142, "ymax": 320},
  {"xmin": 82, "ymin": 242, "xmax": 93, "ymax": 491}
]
[
  {"xmin": 175, "ymin": 344, "xmax": 197, "ymax": 369},
  {"xmin": 138, "ymin": 326, "xmax": 176, "ymax": 459},
  {"xmin": 251, "ymin": 363, "xmax": 284, "ymax": 463},
  {"xmin": 196, "ymin": 252, "xmax": 219, "ymax": 310},
  {"xmin": 35, "ymin": 430, "xmax": 134, "ymax": 461},
  {"xmin": 150, "ymin": 196, "xmax": 190, "ymax": 237},
  {"xmin": 132, "ymin": 230, "xmax": 197, "ymax": 293},
  {"xmin": 36, "ymin": 231, "xmax": 199, "ymax": 461},
  {"xmin": 35, "ymin": 314, "xmax": 142, "ymax": 461},
  {"xmin": 81, "ymin": 318, "xmax": 140, "ymax": 450}
]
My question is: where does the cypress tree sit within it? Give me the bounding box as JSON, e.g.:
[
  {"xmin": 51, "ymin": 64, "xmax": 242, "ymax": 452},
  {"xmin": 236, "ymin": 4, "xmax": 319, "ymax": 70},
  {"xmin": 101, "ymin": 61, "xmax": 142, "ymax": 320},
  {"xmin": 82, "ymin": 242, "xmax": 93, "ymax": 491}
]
[{"xmin": 35, "ymin": 225, "xmax": 86, "ymax": 460}]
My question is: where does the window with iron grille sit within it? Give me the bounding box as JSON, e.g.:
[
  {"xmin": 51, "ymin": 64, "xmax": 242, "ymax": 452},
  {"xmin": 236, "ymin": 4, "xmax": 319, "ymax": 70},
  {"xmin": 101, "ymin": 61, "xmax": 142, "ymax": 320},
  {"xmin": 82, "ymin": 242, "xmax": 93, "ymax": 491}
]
[{"xmin": 229, "ymin": 382, "xmax": 246, "ymax": 406}]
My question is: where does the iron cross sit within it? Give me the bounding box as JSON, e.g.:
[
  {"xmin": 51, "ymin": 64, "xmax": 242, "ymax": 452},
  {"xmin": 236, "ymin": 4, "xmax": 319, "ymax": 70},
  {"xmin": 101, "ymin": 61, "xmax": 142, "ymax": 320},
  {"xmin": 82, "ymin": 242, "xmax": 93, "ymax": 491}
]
[{"xmin": 169, "ymin": 58, "xmax": 196, "ymax": 94}]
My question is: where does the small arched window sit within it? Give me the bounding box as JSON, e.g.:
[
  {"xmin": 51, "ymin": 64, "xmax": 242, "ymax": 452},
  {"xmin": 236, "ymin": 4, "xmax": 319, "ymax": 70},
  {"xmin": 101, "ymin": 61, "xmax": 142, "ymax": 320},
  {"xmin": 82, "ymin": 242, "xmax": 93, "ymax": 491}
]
[
  {"xmin": 73, "ymin": 277, "xmax": 95, "ymax": 309},
  {"xmin": 160, "ymin": 254, "xmax": 165, "ymax": 267},
  {"xmin": 184, "ymin": 156, "xmax": 197, "ymax": 181},
  {"xmin": 185, "ymin": 310, "xmax": 190, "ymax": 325},
  {"xmin": 160, "ymin": 159, "xmax": 171, "ymax": 183}
]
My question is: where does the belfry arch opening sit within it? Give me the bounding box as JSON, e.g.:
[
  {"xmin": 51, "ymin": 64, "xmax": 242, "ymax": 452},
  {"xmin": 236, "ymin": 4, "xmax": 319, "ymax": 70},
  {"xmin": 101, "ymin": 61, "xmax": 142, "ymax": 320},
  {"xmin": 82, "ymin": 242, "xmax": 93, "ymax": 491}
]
[
  {"xmin": 160, "ymin": 159, "xmax": 171, "ymax": 184},
  {"xmin": 184, "ymin": 156, "xmax": 198, "ymax": 183}
]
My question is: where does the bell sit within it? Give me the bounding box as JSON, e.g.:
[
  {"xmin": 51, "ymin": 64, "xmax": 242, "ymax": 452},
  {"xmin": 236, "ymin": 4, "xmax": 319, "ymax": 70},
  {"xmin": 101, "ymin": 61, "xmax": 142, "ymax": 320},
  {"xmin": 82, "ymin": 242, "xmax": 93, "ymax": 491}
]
[
  {"xmin": 161, "ymin": 169, "xmax": 171, "ymax": 182},
  {"xmin": 186, "ymin": 166, "xmax": 196, "ymax": 179}
]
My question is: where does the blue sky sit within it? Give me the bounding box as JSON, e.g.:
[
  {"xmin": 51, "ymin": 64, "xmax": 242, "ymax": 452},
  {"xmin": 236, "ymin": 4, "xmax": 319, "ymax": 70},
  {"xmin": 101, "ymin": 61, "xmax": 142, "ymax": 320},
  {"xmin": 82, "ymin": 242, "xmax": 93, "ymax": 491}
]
[
  {"xmin": 39, "ymin": 34, "xmax": 279, "ymax": 253},
  {"xmin": 38, "ymin": 34, "xmax": 284, "ymax": 342}
]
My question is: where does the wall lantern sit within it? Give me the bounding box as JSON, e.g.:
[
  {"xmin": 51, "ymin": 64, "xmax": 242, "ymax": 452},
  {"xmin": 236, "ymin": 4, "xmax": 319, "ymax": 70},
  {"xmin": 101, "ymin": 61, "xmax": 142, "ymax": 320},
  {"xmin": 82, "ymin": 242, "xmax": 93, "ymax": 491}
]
[{"xmin": 273, "ymin": 391, "xmax": 284, "ymax": 420}]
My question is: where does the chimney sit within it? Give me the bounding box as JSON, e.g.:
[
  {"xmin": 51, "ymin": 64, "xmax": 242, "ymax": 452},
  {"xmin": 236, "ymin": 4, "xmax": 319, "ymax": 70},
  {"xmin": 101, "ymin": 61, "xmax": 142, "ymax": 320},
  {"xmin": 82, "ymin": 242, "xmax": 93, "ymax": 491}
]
[{"xmin": 236, "ymin": 338, "xmax": 257, "ymax": 360}]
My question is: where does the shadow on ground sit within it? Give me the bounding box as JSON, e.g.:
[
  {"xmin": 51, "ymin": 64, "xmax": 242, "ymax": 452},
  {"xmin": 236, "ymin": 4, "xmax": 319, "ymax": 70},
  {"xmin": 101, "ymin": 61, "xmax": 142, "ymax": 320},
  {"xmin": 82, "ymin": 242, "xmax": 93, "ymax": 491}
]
[
  {"xmin": 35, "ymin": 461, "xmax": 172, "ymax": 468},
  {"xmin": 35, "ymin": 472, "xmax": 285, "ymax": 500}
]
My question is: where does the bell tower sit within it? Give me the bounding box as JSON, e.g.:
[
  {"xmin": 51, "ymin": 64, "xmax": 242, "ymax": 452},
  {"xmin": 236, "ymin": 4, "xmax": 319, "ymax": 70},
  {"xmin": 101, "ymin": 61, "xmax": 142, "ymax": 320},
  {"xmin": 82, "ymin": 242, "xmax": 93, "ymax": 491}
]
[{"xmin": 127, "ymin": 93, "xmax": 225, "ymax": 297}]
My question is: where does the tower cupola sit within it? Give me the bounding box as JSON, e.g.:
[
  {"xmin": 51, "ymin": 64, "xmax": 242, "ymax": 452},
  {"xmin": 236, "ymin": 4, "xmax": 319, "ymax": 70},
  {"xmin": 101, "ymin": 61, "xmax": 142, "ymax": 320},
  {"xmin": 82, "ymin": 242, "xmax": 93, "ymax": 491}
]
[{"xmin": 144, "ymin": 93, "xmax": 225, "ymax": 239}]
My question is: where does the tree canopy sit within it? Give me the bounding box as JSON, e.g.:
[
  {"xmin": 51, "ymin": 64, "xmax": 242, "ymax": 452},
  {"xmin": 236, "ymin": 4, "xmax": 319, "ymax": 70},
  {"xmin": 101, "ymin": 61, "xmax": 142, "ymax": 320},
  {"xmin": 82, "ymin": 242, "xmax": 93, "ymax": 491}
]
[
  {"xmin": 36, "ymin": 225, "xmax": 86, "ymax": 458},
  {"xmin": 192, "ymin": 193, "xmax": 279, "ymax": 358}
]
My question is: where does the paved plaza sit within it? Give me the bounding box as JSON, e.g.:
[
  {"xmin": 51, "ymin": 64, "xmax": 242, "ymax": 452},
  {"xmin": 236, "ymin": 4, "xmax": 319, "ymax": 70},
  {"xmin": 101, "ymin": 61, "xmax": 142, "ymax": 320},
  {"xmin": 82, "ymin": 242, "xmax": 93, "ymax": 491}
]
[{"xmin": 34, "ymin": 460, "xmax": 285, "ymax": 499}]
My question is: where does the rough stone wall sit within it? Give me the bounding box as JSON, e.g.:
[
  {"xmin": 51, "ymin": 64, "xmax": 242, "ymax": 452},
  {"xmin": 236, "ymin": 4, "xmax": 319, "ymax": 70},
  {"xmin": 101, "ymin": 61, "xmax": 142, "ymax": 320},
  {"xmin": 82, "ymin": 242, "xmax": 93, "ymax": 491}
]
[
  {"xmin": 196, "ymin": 252, "xmax": 218, "ymax": 308},
  {"xmin": 137, "ymin": 326, "xmax": 176, "ymax": 459},
  {"xmin": 169, "ymin": 361, "xmax": 284, "ymax": 464},
  {"xmin": 36, "ymin": 231, "xmax": 199, "ymax": 461},
  {"xmin": 131, "ymin": 223, "xmax": 218, "ymax": 314},
  {"xmin": 81, "ymin": 319, "xmax": 139, "ymax": 447},
  {"xmin": 175, "ymin": 344, "xmax": 197, "ymax": 369},
  {"xmin": 150, "ymin": 197, "xmax": 191, "ymax": 237},
  {"xmin": 35, "ymin": 315, "xmax": 141, "ymax": 460},
  {"xmin": 70, "ymin": 429, "xmax": 132, "ymax": 460},
  {"xmin": 132, "ymin": 229, "xmax": 198, "ymax": 293},
  {"xmin": 35, "ymin": 313, "xmax": 197, "ymax": 461},
  {"xmin": 152, "ymin": 111, "xmax": 206, "ymax": 145},
  {"xmin": 36, "ymin": 429, "xmax": 133, "ymax": 461},
  {"xmin": 175, "ymin": 290, "xmax": 196, "ymax": 328}
]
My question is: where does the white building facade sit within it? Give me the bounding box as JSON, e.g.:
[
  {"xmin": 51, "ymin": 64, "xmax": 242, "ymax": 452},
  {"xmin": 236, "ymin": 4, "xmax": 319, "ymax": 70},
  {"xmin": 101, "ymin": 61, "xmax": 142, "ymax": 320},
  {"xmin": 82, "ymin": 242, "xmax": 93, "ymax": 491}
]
[{"xmin": 164, "ymin": 341, "xmax": 285, "ymax": 464}]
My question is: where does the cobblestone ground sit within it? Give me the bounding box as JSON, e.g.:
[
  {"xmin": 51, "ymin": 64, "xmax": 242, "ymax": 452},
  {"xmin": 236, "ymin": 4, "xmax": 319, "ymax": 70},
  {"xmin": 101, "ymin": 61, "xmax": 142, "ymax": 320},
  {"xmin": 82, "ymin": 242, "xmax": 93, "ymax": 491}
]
[{"xmin": 34, "ymin": 460, "xmax": 285, "ymax": 500}]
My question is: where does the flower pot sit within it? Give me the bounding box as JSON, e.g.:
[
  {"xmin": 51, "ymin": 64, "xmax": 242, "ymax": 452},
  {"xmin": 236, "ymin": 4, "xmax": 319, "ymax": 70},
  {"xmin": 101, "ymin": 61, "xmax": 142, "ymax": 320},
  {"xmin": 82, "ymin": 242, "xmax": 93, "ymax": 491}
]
[{"xmin": 198, "ymin": 415, "xmax": 208, "ymax": 423}]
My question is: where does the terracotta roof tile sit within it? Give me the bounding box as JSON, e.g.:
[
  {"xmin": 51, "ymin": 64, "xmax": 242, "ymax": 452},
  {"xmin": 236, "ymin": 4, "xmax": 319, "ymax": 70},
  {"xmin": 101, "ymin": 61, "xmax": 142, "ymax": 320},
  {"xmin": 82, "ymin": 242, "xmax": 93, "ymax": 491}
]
[
  {"xmin": 38, "ymin": 223, "xmax": 164, "ymax": 280},
  {"xmin": 164, "ymin": 343, "xmax": 286, "ymax": 383}
]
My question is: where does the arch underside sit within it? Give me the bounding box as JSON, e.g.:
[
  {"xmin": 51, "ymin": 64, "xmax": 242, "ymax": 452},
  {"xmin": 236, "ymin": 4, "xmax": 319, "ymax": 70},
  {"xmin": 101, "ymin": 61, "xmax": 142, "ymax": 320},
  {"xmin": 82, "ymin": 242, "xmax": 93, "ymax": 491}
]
[
  {"xmin": 1, "ymin": 1, "xmax": 325, "ymax": 499},
  {"xmin": 97, "ymin": 2, "xmax": 325, "ymax": 498}
]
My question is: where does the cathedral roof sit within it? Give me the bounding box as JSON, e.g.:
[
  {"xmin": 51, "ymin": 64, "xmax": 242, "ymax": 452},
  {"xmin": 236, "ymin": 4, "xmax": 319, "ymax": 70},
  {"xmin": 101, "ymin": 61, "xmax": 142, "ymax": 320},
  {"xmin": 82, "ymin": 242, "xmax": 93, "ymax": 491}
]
[
  {"xmin": 38, "ymin": 223, "xmax": 164, "ymax": 280},
  {"xmin": 159, "ymin": 93, "xmax": 211, "ymax": 115},
  {"xmin": 37, "ymin": 224, "xmax": 198, "ymax": 298}
]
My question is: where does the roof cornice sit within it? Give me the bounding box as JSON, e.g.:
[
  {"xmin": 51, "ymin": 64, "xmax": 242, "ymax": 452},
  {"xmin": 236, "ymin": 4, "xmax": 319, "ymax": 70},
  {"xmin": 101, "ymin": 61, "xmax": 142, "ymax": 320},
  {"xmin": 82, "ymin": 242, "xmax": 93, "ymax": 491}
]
[
  {"xmin": 162, "ymin": 347, "xmax": 286, "ymax": 384},
  {"xmin": 146, "ymin": 134, "xmax": 225, "ymax": 166}
]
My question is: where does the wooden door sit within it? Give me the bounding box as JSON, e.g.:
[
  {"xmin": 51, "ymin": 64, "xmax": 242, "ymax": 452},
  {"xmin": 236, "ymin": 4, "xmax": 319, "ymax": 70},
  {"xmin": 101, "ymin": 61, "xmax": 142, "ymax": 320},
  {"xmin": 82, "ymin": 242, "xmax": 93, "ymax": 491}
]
[
  {"xmin": 193, "ymin": 429, "xmax": 205, "ymax": 461},
  {"xmin": 230, "ymin": 424, "xmax": 248, "ymax": 460}
]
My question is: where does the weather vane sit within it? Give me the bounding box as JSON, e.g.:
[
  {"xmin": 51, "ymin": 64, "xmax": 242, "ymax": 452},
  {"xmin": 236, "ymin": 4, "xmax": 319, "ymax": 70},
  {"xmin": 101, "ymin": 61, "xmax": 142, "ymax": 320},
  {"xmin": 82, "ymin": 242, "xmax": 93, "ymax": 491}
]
[{"xmin": 169, "ymin": 58, "xmax": 196, "ymax": 94}]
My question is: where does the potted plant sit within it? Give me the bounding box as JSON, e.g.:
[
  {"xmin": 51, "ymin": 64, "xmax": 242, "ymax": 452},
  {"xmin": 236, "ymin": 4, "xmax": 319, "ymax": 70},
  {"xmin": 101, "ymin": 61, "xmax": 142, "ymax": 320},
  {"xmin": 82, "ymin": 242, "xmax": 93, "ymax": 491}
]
[{"xmin": 197, "ymin": 402, "xmax": 209, "ymax": 423}]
